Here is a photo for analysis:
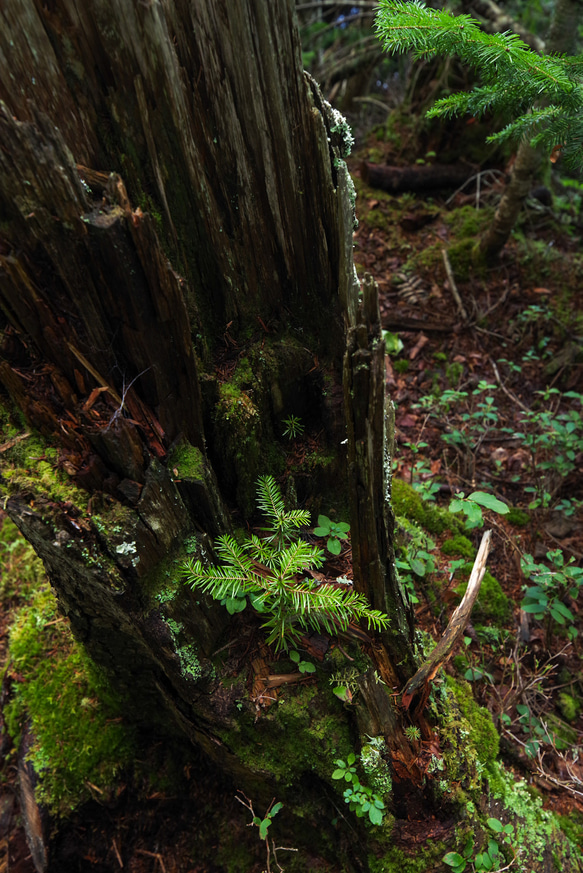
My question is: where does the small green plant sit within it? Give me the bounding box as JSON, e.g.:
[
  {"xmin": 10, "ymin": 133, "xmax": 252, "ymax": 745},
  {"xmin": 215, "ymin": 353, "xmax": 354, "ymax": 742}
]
[
  {"xmin": 404, "ymin": 441, "xmax": 441, "ymax": 502},
  {"xmin": 443, "ymin": 818, "xmax": 514, "ymax": 873},
  {"xmin": 395, "ymin": 516, "xmax": 437, "ymax": 605},
  {"xmin": 383, "ymin": 329, "xmax": 404, "ymax": 356},
  {"xmin": 448, "ymin": 491, "xmax": 509, "ymax": 529},
  {"xmin": 510, "ymin": 390, "xmax": 583, "ymax": 508},
  {"xmin": 282, "ymin": 415, "xmax": 304, "ymax": 439},
  {"xmin": 289, "ymin": 649, "xmax": 316, "ymax": 674},
  {"xmin": 332, "ymin": 753, "xmax": 386, "ymax": 825},
  {"xmin": 236, "ymin": 792, "xmax": 295, "ymax": 871},
  {"xmin": 181, "ymin": 476, "xmax": 388, "ymax": 651},
  {"xmin": 330, "ymin": 667, "xmax": 360, "ymax": 704},
  {"xmin": 460, "ymin": 636, "xmax": 494, "ymax": 685},
  {"xmin": 520, "ymin": 548, "xmax": 583, "ymax": 645},
  {"xmin": 404, "ymin": 725, "xmax": 421, "ymax": 742},
  {"xmin": 514, "ymin": 703, "xmax": 554, "ymax": 758},
  {"xmin": 313, "ymin": 514, "xmax": 350, "ymax": 556}
]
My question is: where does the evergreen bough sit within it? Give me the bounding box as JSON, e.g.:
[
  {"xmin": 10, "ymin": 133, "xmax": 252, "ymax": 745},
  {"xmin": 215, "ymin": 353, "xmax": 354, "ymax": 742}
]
[
  {"xmin": 375, "ymin": 0, "xmax": 583, "ymax": 169},
  {"xmin": 181, "ymin": 475, "xmax": 389, "ymax": 652}
]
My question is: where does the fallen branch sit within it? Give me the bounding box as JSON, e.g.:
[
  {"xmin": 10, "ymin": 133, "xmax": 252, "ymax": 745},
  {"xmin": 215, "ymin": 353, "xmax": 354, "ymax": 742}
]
[
  {"xmin": 361, "ymin": 161, "xmax": 474, "ymax": 194},
  {"xmin": 401, "ymin": 529, "xmax": 492, "ymax": 713}
]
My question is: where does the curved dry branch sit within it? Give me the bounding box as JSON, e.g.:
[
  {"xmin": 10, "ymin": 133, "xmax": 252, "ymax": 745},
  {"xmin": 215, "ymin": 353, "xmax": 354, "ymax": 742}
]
[{"xmin": 401, "ymin": 529, "xmax": 492, "ymax": 713}]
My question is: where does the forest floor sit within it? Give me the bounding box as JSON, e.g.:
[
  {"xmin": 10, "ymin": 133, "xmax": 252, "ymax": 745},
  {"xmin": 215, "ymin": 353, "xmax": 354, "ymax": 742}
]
[
  {"xmin": 348, "ymin": 115, "xmax": 583, "ymax": 829},
  {"xmin": 2, "ymin": 116, "xmax": 583, "ymax": 870}
]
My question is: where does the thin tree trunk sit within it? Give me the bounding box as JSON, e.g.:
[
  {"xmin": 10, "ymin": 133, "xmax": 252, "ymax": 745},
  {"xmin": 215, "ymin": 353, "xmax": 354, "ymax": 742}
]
[{"xmin": 478, "ymin": 0, "xmax": 582, "ymax": 260}]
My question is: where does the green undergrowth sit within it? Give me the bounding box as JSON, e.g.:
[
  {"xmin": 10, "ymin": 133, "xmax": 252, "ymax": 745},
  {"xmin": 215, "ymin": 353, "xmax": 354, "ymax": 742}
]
[
  {"xmin": 2, "ymin": 555, "xmax": 135, "ymax": 816},
  {"xmin": 485, "ymin": 761, "xmax": 582, "ymax": 871}
]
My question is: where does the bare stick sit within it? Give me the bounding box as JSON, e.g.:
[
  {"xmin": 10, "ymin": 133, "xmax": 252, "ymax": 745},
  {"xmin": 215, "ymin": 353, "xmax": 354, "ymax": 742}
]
[
  {"xmin": 490, "ymin": 358, "xmax": 530, "ymax": 414},
  {"xmin": 402, "ymin": 529, "xmax": 492, "ymax": 711},
  {"xmin": 112, "ymin": 839, "xmax": 123, "ymax": 868},
  {"xmin": 441, "ymin": 249, "xmax": 468, "ymax": 321}
]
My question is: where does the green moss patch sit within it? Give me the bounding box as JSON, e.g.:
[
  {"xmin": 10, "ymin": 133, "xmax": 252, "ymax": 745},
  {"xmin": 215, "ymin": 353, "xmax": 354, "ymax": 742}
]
[
  {"xmin": 167, "ymin": 440, "xmax": 205, "ymax": 480},
  {"xmin": 506, "ymin": 507, "xmax": 531, "ymax": 527},
  {"xmin": 446, "ymin": 677, "xmax": 499, "ymax": 766},
  {"xmin": 0, "ymin": 519, "xmax": 45, "ymax": 600},
  {"xmin": 224, "ymin": 683, "xmax": 352, "ymax": 789},
  {"xmin": 454, "ymin": 568, "xmax": 510, "ymax": 622},
  {"xmin": 441, "ymin": 535, "xmax": 476, "ymax": 559},
  {"xmin": 4, "ymin": 581, "xmax": 135, "ymax": 816},
  {"xmin": 392, "ymin": 478, "xmax": 461, "ymax": 536}
]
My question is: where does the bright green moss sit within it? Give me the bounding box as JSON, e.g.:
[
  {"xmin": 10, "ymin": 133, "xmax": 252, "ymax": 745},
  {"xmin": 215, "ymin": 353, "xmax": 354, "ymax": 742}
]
[
  {"xmin": 556, "ymin": 812, "xmax": 583, "ymax": 851},
  {"xmin": 557, "ymin": 691, "xmax": 581, "ymax": 723},
  {"xmin": 446, "ymin": 677, "xmax": 499, "ymax": 765},
  {"xmin": 4, "ymin": 582, "xmax": 134, "ymax": 816},
  {"xmin": 444, "ymin": 205, "xmax": 493, "ymax": 240},
  {"xmin": 368, "ymin": 841, "xmax": 447, "ymax": 873},
  {"xmin": 0, "ymin": 519, "xmax": 45, "ymax": 600},
  {"xmin": 441, "ymin": 535, "xmax": 476, "ymax": 559},
  {"xmin": 392, "ymin": 478, "xmax": 461, "ymax": 535},
  {"xmin": 0, "ymin": 415, "xmax": 90, "ymax": 511},
  {"xmin": 167, "ymin": 440, "xmax": 205, "ymax": 480}
]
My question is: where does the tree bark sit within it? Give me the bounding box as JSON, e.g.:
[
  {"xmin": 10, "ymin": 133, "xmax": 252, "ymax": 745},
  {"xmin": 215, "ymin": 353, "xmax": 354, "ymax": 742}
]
[{"xmin": 0, "ymin": 0, "xmax": 420, "ymax": 867}]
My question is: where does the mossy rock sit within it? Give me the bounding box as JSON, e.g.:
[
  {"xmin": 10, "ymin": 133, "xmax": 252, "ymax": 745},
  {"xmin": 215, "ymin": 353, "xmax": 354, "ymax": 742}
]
[{"xmin": 392, "ymin": 478, "xmax": 461, "ymax": 536}]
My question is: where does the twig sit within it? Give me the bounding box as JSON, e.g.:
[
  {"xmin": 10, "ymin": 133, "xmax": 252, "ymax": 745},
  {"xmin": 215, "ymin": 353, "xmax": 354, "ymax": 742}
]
[
  {"xmin": 445, "ymin": 169, "xmax": 505, "ymax": 206},
  {"xmin": 136, "ymin": 850, "xmax": 166, "ymax": 873},
  {"xmin": 490, "ymin": 359, "xmax": 530, "ymax": 414},
  {"xmin": 112, "ymin": 839, "xmax": 123, "ymax": 868},
  {"xmin": 0, "ymin": 432, "xmax": 30, "ymax": 453},
  {"xmin": 441, "ymin": 248, "xmax": 468, "ymax": 321},
  {"xmin": 104, "ymin": 367, "xmax": 151, "ymax": 431}
]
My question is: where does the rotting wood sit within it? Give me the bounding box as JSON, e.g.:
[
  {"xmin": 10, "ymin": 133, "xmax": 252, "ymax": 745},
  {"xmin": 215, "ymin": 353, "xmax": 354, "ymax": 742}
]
[
  {"xmin": 344, "ymin": 273, "xmax": 417, "ymax": 685},
  {"xmin": 401, "ymin": 529, "xmax": 492, "ymax": 715}
]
